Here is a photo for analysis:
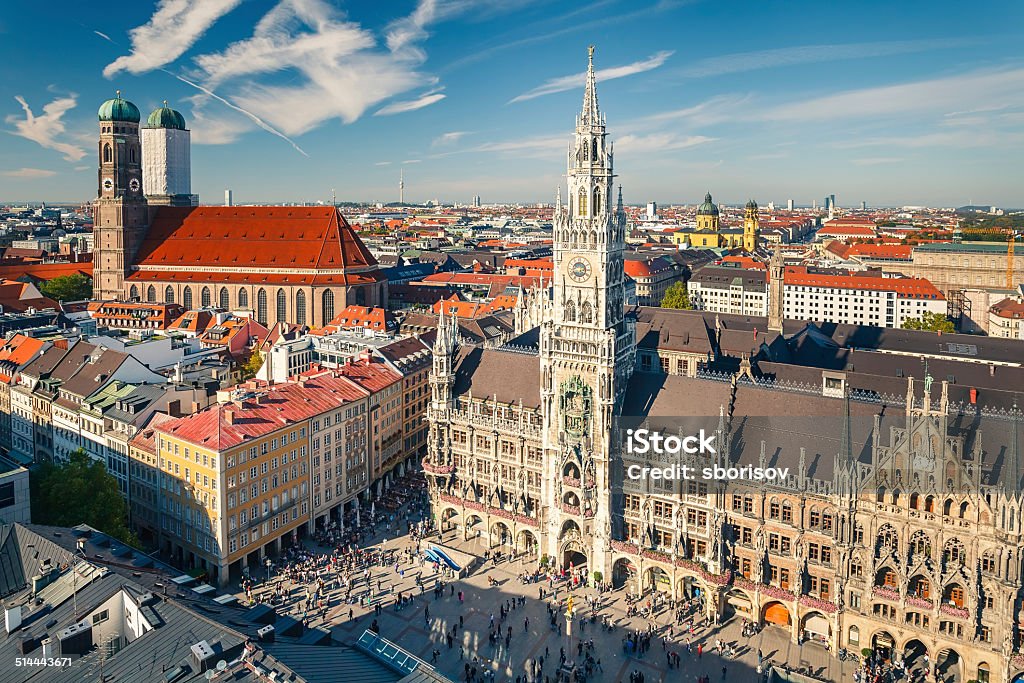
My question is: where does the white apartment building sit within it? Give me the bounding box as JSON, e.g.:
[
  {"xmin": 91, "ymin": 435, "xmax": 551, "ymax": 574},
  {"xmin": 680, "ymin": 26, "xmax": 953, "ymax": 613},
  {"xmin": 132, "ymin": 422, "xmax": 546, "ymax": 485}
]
[
  {"xmin": 988, "ymin": 297, "xmax": 1024, "ymax": 339},
  {"xmin": 782, "ymin": 267, "xmax": 946, "ymax": 328},
  {"xmin": 688, "ymin": 266, "xmax": 768, "ymax": 316}
]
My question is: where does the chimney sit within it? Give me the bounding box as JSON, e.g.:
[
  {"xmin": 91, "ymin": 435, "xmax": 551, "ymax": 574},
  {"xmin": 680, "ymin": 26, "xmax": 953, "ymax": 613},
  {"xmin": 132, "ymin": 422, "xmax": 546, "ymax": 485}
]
[
  {"xmin": 225, "ymin": 409, "xmax": 236, "ymax": 425},
  {"xmin": 167, "ymin": 400, "xmax": 182, "ymax": 417}
]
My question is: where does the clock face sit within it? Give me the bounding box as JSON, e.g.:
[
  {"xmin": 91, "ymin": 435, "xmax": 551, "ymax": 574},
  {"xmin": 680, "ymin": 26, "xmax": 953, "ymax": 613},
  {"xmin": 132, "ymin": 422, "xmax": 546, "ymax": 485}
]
[
  {"xmin": 568, "ymin": 257, "xmax": 592, "ymax": 282},
  {"xmin": 128, "ymin": 178, "xmax": 140, "ymax": 193},
  {"xmin": 102, "ymin": 178, "xmax": 113, "ymax": 192}
]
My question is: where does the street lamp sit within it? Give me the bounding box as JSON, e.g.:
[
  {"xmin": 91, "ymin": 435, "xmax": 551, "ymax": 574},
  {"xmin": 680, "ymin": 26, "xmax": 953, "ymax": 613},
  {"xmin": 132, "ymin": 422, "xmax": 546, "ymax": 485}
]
[{"xmin": 265, "ymin": 558, "xmax": 272, "ymax": 585}]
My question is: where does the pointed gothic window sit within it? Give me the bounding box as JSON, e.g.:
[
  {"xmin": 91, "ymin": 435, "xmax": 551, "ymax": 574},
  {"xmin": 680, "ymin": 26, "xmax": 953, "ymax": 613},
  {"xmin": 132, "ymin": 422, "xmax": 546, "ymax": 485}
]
[
  {"xmin": 256, "ymin": 289, "xmax": 268, "ymax": 324},
  {"xmin": 238, "ymin": 288, "xmax": 248, "ymax": 308},
  {"xmin": 592, "ymin": 138, "xmax": 598, "ymax": 160},
  {"xmin": 103, "ymin": 144, "xmax": 111, "ymax": 163},
  {"xmin": 219, "ymin": 287, "xmax": 229, "ymax": 309},
  {"xmin": 582, "ymin": 141, "xmax": 589, "ymax": 161},
  {"xmin": 201, "ymin": 287, "xmax": 211, "ymax": 308},
  {"xmin": 276, "ymin": 288, "xmax": 287, "ymax": 323},
  {"xmin": 182, "ymin": 287, "xmax": 193, "ymax": 310},
  {"xmin": 580, "ymin": 301, "xmax": 593, "ymax": 324},
  {"xmin": 129, "ymin": 285, "xmax": 139, "ymax": 300},
  {"xmin": 322, "ymin": 289, "xmax": 335, "ymax": 323},
  {"xmin": 593, "ymin": 187, "xmax": 601, "ymax": 215},
  {"xmin": 578, "ymin": 188, "xmax": 588, "ymax": 217},
  {"xmin": 146, "ymin": 285, "xmax": 156, "ymax": 303},
  {"xmin": 164, "ymin": 286, "xmax": 174, "ymax": 303},
  {"xmin": 295, "ymin": 290, "xmax": 307, "ymax": 326},
  {"xmin": 564, "ymin": 300, "xmax": 576, "ymax": 322}
]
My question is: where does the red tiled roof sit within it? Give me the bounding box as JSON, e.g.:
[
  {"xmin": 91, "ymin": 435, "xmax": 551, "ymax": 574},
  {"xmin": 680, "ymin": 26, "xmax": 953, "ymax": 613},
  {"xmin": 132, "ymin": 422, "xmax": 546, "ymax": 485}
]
[
  {"xmin": 624, "ymin": 257, "xmax": 672, "ymax": 278},
  {"xmin": 131, "ymin": 206, "xmax": 381, "ymax": 278},
  {"xmin": 126, "ymin": 269, "xmax": 383, "ymax": 285},
  {"xmin": 991, "ymin": 298, "xmax": 1024, "ymax": 319},
  {"xmin": 784, "ymin": 267, "xmax": 944, "ymax": 298}
]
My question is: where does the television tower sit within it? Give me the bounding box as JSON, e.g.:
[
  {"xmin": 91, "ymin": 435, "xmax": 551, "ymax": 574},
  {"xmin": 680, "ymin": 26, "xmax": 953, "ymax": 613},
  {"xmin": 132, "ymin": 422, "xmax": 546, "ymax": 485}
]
[{"xmin": 399, "ymin": 168, "xmax": 405, "ymax": 205}]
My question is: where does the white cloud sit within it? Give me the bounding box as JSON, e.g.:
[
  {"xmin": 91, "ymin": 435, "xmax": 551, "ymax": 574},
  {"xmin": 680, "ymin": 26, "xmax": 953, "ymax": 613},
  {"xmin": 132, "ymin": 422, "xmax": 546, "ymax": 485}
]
[
  {"xmin": 5, "ymin": 95, "xmax": 86, "ymax": 162},
  {"xmin": 759, "ymin": 67, "xmax": 1024, "ymax": 122},
  {"xmin": 402, "ymin": 159, "xmax": 422, "ymax": 164},
  {"xmin": 615, "ymin": 133, "xmax": 716, "ymax": 154},
  {"xmin": 375, "ymin": 161, "xmax": 392, "ymax": 166},
  {"xmin": 103, "ymin": 0, "xmax": 242, "ymax": 77},
  {"xmin": 510, "ymin": 50, "xmax": 674, "ymax": 103},
  {"xmin": 374, "ymin": 92, "xmax": 446, "ymax": 117},
  {"xmin": 677, "ymin": 39, "xmax": 975, "ymax": 79},
  {"xmin": 850, "ymin": 157, "xmax": 904, "ymax": 166},
  {"xmin": 432, "ymin": 130, "xmax": 470, "ymax": 146},
  {"xmin": 2, "ymin": 167, "xmax": 57, "ymax": 178}
]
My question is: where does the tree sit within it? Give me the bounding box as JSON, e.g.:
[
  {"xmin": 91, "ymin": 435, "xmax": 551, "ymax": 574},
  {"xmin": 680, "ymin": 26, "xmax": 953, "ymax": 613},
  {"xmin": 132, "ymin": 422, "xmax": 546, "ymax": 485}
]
[
  {"xmin": 38, "ymin": 273, "xmax": 92, "ymax": 302},
  {"xmin": 30, "ymin": 449, "xmax": 138, "ymax": 546},
  {"xmin": 660, "ymin": 281, "xmax": 693, "ymax": 309},
  {"xmin": 238, "ymin": 346, "xmax": 264, "ymax": 380},
  {"xmin": 902, "ymin": 312, "xmax": 955, "ymax": 333}
]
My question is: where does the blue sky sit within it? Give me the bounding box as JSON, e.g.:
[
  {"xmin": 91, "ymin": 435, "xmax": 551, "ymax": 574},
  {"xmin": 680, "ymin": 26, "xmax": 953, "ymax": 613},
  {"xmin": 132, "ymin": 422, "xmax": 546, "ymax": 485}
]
[{"xmin": 2, "ymin": 0, "xmax": 1023, "ymax": 207}]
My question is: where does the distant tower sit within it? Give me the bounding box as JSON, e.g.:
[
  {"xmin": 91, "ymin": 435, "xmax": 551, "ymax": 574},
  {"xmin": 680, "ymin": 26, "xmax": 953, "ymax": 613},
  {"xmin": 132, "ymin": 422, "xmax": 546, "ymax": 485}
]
[
  {"xmin": 399, "ymin": 169, "xmax": 405, "ymax": 205},
  {"xmin": 94, "ymin": 91, "xmax": 148, "ymax": 301},
  {"xmin": 646, "ymin": 201, "xmax": 657, "ymax": 220},
  {"xmin": 786, "ymin": 198, "xmax": 794, "ymax": 211},
  {"xmin": 860, "ymin": 200, "xmax": 867, "ymax": 211},
  {"xmin": 743, "ymin": 199, "xmax": 760, "ymax": 252},
  {"xmin": 141, "ymin": 102, "xmax": 194, "ymax": 206},
  {"xmin": 224, "ymin": 189, "xmax": 233, "ymax": 207},
  {"xmin": 768, "ymin": 245, "xmax": 785, "ymax": 332},
  {"xmin": 695, "ymin": 192, "xmax": 720, "ymax": 232}
]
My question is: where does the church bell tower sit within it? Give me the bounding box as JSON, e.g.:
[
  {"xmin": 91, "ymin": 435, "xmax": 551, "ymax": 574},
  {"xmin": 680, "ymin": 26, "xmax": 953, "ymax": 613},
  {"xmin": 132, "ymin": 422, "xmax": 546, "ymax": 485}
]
[
  {"xmin": 540, "ymin": 46, "xmax": 635, "ymax": 578},
  {"xmin": 94, "ymin": 92, "xmax": 149, "ymax": 301}
]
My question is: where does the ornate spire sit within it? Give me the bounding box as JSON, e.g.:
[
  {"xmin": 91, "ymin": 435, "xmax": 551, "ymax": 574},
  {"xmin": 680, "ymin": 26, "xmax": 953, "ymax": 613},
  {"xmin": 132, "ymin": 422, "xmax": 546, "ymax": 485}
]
[{"xmin": 580, "ymin": 45, "xmax": 600, "ymax": 127}]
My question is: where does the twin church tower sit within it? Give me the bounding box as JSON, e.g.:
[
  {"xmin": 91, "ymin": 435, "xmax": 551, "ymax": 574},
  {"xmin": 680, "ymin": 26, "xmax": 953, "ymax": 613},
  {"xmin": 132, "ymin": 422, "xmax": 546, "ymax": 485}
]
[{"xmin": 93, "ymin": 94, "xmax": 194, "ymax": 300}]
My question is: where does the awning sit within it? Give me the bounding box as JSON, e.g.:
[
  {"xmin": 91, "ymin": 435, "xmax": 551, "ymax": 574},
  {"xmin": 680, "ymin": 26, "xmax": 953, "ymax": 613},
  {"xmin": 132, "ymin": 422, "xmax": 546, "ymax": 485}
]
[{"xmin": 803, "ymin": 615, "xmax": 830, "ymax": 636}]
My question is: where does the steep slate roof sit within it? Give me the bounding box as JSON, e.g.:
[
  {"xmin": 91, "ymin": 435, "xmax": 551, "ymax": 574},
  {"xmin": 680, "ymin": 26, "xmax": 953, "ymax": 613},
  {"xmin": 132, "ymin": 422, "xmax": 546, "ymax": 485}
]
[
  {"xmin": 130, "ymin": 206, "xmax": 383, "ymax": 285},
  {"xmin": 452, "ymin": 346, "xmax": 542, "ymax": 408}
]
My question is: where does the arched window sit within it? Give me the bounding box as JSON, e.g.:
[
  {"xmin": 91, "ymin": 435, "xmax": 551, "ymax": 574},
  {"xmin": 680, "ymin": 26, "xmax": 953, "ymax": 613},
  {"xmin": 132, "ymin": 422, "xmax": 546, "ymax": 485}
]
[
  {"xmin": 103, "ymin": 144, "xmax": 111, "ymax": 163},
  {"xmin": 959, "ymin": 501, "xmax": 969, "ymax": 518},
  {"xmin": 577, "ymin": 187, "xmax": 588, "ymax": 217},
  {"xmin": 322, "ymin": 289, "xmax": 335, "ymax": 323},
  {"xmin": 876, "ymin": 524, "xmax": 899, "ymax": 556},
  {"xmin": 182, "ymin": 287, "xmax": 193, "ymax": 310},
  {"xmin": 201, "ymin": 287, "xmax": 211, "ymax": 308},
  {"xmin": 129, "ymin": 147, "xmax": 135, "ymax": 163},
  {"xmin": 592, "ymin": 138, "xmax": 597, "ymax": 160},
  {"xmin": 564, "ymin": 300, "xmax": 576, "ymax": 322},
  {"xmin": 848, "ymin": 625, "xmax": 859, "ymax": 646},
  {"xmin": 593, "ymin": 186, "xmax": 601, "ymax": 215},
  {"xmin": 876, "ymin": 486, "xmax": 886, "ymax": 503},
  {"xmin": 238, "ymin": 288, "xmax": 248, "ymax": 308},
  {"xmin": 582, "ymin": 141, "xmax": 589, "ymax": 161},
  {"xmin": 892, "ymin": 489, "xmax": 901, "ymax": 506},
  {"xmin": 943, "ymin": 538, "xmax": 965, "ymax": 567},
  {"xmin": 909, "ymin": 492, "xmax": 919, "ymax": 509},
  {"xmin": 129, "ymin": 285, "xmax": 139, "ymax": 300},
  {"xmin": 943, "ymin": 498, "xmax": 953, "ymax": 516},
  {"xmin": 580, "ymin": 301, "xmax": 593, "ymax": 324},
  {"xmin": 276, "ymin": 289, "xmax": 287, "ymax": 323},
  {"xmin": 295, "ymin": 290, "xmax": 307, "ymax": 326},
  {"xmin": 925, "ymin": 495, "xmax": 935, "ymax": 513},
  {"xmin": 146, "ymin": 285, "xmax": 156, "ymax": 303},
  {"xmin": 164, "ymin": 286, "xmax": 174, "ymax": 303},
  {"xmin": 219, "ymin": 287, "xmax": 229, "ymax": 309},
  {"xmin": 256, "ymin": 289, "xmax": 268, "ymax": 324},
  {"xmin": 910, "ymin": 530, "xmax": 931, "ymax": 558}
]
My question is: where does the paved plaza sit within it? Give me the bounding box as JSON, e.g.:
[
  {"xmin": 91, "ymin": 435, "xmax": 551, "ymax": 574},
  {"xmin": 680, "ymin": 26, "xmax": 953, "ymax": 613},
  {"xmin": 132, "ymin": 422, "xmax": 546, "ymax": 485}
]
[{"xmin": 231, "ymin": 508, "xmax": 859, "ymax": 683}]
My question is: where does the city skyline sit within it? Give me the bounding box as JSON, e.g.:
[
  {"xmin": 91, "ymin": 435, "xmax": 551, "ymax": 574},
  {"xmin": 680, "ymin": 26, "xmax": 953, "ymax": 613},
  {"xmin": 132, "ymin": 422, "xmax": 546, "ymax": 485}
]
[{"xmin": 2, "ymin": 0, "xmax": 1024, "ymax": 206}]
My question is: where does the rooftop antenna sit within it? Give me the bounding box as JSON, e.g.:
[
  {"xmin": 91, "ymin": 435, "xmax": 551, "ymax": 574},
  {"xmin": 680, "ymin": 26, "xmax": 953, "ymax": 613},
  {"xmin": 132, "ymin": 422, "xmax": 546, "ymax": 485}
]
[{"xmin": 331, "ymin": 188, "xmax": 336, "ymax": 208}]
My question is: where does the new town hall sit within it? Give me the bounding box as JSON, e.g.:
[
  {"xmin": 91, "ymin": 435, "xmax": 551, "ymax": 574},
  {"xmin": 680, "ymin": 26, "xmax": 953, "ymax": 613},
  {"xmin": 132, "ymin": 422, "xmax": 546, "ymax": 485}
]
[{"xmin": 425, "ymin": 49, "xmax": 1024, "ymax": 683}]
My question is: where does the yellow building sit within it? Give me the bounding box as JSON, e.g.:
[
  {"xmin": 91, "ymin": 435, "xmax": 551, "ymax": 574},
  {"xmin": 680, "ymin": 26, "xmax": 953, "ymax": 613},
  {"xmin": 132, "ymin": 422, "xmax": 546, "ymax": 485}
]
[
  {"xmin": 673, "ymin": 192, "xmax": 746, "ymax": 249},
  {"xmin": 743, "ymin": 199, "xmax": 760, "ymax": 252}
]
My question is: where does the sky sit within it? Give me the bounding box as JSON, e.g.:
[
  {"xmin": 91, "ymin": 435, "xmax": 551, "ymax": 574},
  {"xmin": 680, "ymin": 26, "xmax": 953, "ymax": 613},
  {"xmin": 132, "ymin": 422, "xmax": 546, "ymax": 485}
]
[{"xmin": 2, "ymin": 0, "xmax": 1024, "ymax": 207}]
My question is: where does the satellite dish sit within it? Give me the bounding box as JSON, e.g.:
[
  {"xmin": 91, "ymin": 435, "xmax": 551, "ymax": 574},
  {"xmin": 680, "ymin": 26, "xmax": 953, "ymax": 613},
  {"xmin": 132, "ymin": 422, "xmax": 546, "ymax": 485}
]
[{"xmin": 216, "ymin": 660, "xmax": 228, "ymax": 672}]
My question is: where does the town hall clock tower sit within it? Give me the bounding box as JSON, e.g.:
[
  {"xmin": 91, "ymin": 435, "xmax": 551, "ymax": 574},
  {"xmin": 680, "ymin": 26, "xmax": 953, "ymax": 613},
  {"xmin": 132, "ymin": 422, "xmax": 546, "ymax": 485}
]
[{"xmin": 539, "ymin": 47, "xmax": 636, "ymax": 577}]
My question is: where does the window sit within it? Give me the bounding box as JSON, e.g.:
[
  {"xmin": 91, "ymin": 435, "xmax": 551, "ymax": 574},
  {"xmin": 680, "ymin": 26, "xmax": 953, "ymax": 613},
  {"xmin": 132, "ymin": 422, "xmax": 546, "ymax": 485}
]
[
  {"xmin": 165, "ymin": 286, "xmax": 175, "ymax": 304},
  {"xmin": 322, "ymin": 289, "xmax": 335, "ymax": 322},
  {"xmin": 103, "ymin": 144, "xmax": 112, "ymax": 163},
  {"xmin": 147, "ymin": 285, "xmax": 156, "ymax": 302},
  {"xmin": 276, "ymin": 288, "xmax": 287, "ymax": 323},
  {"xmin": 257, "ymin": 289, "xmax": 268, "ymax": 324},
  {"xmin": 295, "ymin": 290, "xmax": 307, "ymax": 326},
  {"xmin": 219, "ymin": 287, "xmax": 230, "ymax": 309},
  {"xmin": 201, "ymin": 287, "xmax": 211, "ymax": 308},
  {"xmin": 239, "ymin": 288, "xmax": 249, "ymax": 308},
  {"xmin": 0, "ymin": 482, "xmax": 14, "ymax": 508},
  {"xmin": 92, "ymin": 609, "xmax": 109, "ymax": 625},
  {"xmin": 577, "ymin": 187, "xmax": 588, "ymax": 217}
]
